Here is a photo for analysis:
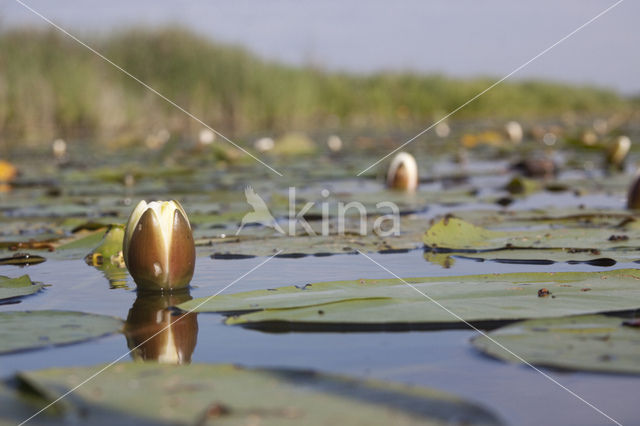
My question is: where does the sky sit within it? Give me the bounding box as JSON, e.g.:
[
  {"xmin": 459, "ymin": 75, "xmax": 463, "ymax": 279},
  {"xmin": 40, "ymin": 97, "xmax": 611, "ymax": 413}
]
[{"xmin": 1, "ymin": 0, "xmax": 638, "ymax": 94}]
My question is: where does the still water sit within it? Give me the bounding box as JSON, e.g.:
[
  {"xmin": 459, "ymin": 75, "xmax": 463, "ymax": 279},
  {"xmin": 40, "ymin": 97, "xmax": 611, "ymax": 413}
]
[{"xmin": 1, "ymin": 195, "xmax": 638, "ymax": 425}]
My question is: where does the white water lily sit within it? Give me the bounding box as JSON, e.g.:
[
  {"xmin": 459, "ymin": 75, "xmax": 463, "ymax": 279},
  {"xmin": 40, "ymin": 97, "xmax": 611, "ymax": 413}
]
[
  {"xmin": 607, "ymin": 135, "xmax": 631, "ymax": 169},
  {"xmin": 123, "ymin": 200, "xmax": 195, "ymax": 291},
  {"xmin": 386, "ymin": 152, "xmax": 418, "ymax": 192}
]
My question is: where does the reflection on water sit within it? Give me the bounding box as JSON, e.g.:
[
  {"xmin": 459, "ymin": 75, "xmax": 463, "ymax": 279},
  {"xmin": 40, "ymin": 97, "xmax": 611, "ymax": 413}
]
[
  {"xmin": 88, "ymin": 258, "xmax": 129, "ymax": 289},
  {"xmin": 124, "ymin": 291, "xmax": 198, "ymax": 364},
  {"xmin": 84, "ymin": 226, "xmax": 130, "ymax": 289}
]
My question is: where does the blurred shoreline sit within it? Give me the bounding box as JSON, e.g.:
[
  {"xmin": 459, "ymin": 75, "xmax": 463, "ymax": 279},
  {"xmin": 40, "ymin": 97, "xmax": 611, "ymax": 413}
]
[{"xmin": 0, "ymin": 26, "xmax": 636, "ymax": 152}]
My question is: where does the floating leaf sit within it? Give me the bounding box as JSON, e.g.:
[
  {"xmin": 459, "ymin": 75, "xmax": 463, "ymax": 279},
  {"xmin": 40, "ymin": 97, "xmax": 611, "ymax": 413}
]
[
  {"xmin": 0, "ymin": 311, "xmax": 123, "ymax": 354},
  {"xmin": 7, "ymin": 363, "xmax": 502, "ymax": 425},
  {"xmin": 0, "ymin": 275, "xmax": 43, "ymax": 302},
  {"xmin": 424, "ymin": 217, "xmax": 639, "ymax": 251},
  {"xmin": 0, "ymin": 253, "xmax": 46, "ymax": 266},
  {"xmin": 450, "ymin": 250, "xmax": 627, "ymax": 266},
  {"xmin": 55, "ymin": 229, "xmax": 108, "ymax": 259},
  {"xmin": 178, "ymin": 269, "xmax": 640, "ymax": 331},
  {"xmin": 83, "ymin": 226, "xmax": 129, "ymax": 288},
  {"xmin": 84, "ymin": 225, "xmax": 124, "ymax": 263},
  {"xmin": 472, "ymin": 315, "xmax": 640, "ymax": 375},
  {"xmin": 207, "ymin": 216, "xmax": 425, "ymax": 258},
  {"xmin": 452, "ymin": 208, "xmax": 633, "ymax": 229},
  {"xmin": 504, "ymin": 176, "xmax": 541, "ymax": 195}
]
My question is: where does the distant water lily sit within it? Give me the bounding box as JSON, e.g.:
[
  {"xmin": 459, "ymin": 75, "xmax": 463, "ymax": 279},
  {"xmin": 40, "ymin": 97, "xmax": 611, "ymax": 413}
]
[
  {"xmin": 123, "ymin": 200, "xmax": 195, "ymax": 292},
  {"xmin": 386, "ymin": 152, "xmax": 418, "ymax": 191},
  {"xmin": 504, "ymin": 121, "xmax": 523, "ymax": 143},
  {"xmin": 606, "ymin": 135, "xmax": 631, "ymax": 170}
]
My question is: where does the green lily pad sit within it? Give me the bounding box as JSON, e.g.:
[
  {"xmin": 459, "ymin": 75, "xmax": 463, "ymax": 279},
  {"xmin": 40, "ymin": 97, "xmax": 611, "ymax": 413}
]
[
  {"xmin": 422, "ymin": 209, "xmax": 640, "ymax": 265},
  {"xmin": 178, "ymin": 269, "xmax": 640, "ymax": 331},
  {"xmin": 84, "ymin": 225, "xmax": 124, "ymax": 262},
  {"xmin": 0, "ymin": 311, "xmax": 123, "ymax": 354},
  {"xmin": 423, "ymin": 217, "xmax": 640, "ymax": 261},
  {"xmin": 452, "ymin": 208, "xmax": 634, "ymax": 229},
  {"xmin": 55, "ymin": 229, "xmax": 109, "ymax": 259},
  {"xmin": 0, "ymin": 275, "xmax": 43, "ymax": 302},
  {"xmin": 8, "ymin": 363, "xmax": 502, "ymax": 425},
  {"xmin": 472, "ymin": 315, "xmax": 640, "ymax": 375},
  {"xmin": 207, "ymin": 216, "xmax": 425, "ymax": 258},
  {"xmin": 84, "ymin": 226, "xmax": 129, "ymax": 289}
]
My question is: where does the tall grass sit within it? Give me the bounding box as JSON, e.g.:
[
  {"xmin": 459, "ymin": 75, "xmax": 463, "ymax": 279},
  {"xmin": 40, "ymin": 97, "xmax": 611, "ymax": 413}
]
[{"xmin": 0, "ymin": 27, "xmax": 631, "ymax": 149}]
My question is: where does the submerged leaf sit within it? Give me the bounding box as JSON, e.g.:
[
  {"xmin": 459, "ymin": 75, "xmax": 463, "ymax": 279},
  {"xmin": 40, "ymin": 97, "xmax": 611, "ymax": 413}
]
[
  {"xmin": 9, "ymin": 363, "xmax": 502, "ymax": 425},
  {"xmin": 0, "ymin": 311, "xmax": 123, "ymax": 354},
  {"xmin": 472, "ymin": 315, "xmax": 640, "ymax": 375}
]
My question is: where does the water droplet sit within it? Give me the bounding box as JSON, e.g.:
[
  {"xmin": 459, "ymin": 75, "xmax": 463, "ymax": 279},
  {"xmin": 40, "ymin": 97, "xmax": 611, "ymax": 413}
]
[{"xmin": 153, "ymin": 262, "xmax": 163, "ymax": 276}]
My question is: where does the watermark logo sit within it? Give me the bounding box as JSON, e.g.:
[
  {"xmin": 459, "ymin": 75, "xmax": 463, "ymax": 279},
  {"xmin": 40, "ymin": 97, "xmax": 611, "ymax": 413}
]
[
  {"xmin": 237, "ymin": 186, "xmax": 400, "ymax": 237},
  {"xmin": 236, "ymin": 186, "xmax": 285, "ymax": 235}
]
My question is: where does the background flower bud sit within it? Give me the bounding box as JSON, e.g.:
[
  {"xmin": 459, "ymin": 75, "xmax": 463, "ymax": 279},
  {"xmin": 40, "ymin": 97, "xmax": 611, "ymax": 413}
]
[
  {"xmin": 386, "ymin": 152, "xmax": 418, "ymax": 191},
  {"xmin": 123, "ymin": 200, "xmax": 195, "ymax": 291}
]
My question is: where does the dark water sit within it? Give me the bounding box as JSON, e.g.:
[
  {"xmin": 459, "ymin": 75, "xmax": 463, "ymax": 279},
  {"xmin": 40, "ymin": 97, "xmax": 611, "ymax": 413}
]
[{"xmin": 1, "ymin": 202, "xmax": 639, "ymax": 426}]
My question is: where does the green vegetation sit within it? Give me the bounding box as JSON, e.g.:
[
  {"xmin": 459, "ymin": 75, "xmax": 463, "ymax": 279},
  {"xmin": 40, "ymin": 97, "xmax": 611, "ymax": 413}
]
[{"xmin": 0, "ymin": 27, "xmax": 631, "ymax": 148}]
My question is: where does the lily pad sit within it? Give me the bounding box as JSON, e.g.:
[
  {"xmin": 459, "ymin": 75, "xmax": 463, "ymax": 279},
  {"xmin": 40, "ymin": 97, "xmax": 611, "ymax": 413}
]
[
  {"xmin": 0, "ymin": 253, "xmax": 46, "ymax": 266},
  {"xmin": 423, "ymin": 217, "xmax": 640, "ymax": 264},
  {"xmin": 207, "ymin": 215, "xmax": 425, "ymax": 258},
  {"xmin": 178, "ymin": 269, "xmax": 640, "ymax": 331},
  {"xmin": 0, "ymin": 275, "xmax": 43, "ymax": 302},
  {"xmin": 472, "ymin": 315, "xmax": 640, "ymax": 375},
  {"xmin": 452, "ymin": 208, "xmax": 634, "ymax": 229},
  {"xmin": 7, "ymin": 363, "xmax": 502, "ymax": 425},
  {"xmin": 451, "ymin": 250, "xmax": 627, "ymax": 266},
  {"xmin": 55, "ymin": 229, "xmax": 109, "ymax": 259},
  {"xmin": 0, "ymin": 311, "xmax": 123, "ymax": 354}
]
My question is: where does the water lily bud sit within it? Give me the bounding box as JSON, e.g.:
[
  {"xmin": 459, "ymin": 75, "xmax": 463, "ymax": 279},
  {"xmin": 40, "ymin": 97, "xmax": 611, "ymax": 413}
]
[
  {"xmin": 627, "ymin": 172, "xmax": 640, "ymax": 210},
  {"xmin": 198, "ymin": 128, "xmax": 216, "ymax": 146},
  {"xmin": 606, "ymin": 135, "xmax": 631, "ymax": 170},
  {"xmin": 504, "ymin": 121, "xmax": 523, "ymax": 143},
  {"xmin": 327, "ymin": 135, "xmax": 343, "ymax": 152},
  {"xmin": 254, "ymin": 137, "xmax": 275, "ymax": 153},
  {"xmin": 52, "ymin": 139, "xmax": 67, "ymax": 160},
  {"xmin": 387, "ymin": 152, "xmax": 418, "ymax": 191},
  {"xmin": 123, "ymin": 200, "xmax": 195, "ymax": 291},
  {"xmin": 435, "ymin": 121, "xmax": 450, "ymax": 138}
]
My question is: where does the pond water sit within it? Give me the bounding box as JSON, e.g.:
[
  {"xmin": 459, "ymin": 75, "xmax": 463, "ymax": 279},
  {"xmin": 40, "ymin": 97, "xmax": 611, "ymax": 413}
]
[{"xmin": 1, "ymin": 160, "xmax": 639, "ymax": 426}]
